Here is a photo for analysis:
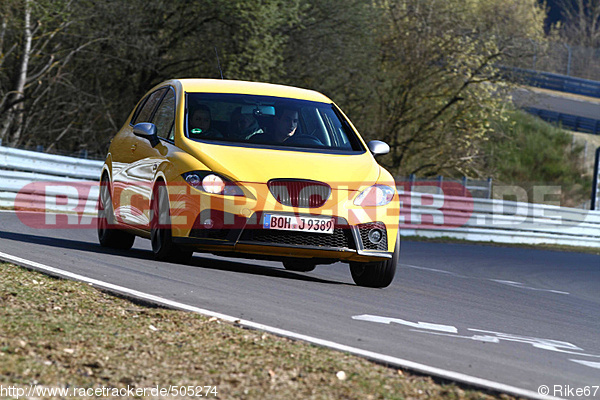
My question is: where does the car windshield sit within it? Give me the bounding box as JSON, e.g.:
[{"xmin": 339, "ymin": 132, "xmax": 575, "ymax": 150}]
[{"xmin": 185, "ymin": 93, "xmax": 365, "ymax": 152}]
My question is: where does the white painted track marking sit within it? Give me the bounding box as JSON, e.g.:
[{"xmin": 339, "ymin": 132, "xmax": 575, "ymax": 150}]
[
  {"xmin": 571, "ymin": 360, "xmax": 600, "ymax": 370},
  {"xmin": 352, "ymin": 314, "xmax": 457, "ymax": 333},
  {"xmin": 0, "ymin": 251, "xmax": 561, "ymax": 400},
  {"xmin": 402, "ymin": 263, "xmax": 570, "ymax": 295},
  {"xmin": 489, "ymin": 280, "xmax": 570, "ymax": 295}
]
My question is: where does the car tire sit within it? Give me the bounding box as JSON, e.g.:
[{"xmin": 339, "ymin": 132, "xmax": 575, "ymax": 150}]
[
  {"xmin": 283, "ymin": 259, "xmax": 317, "ymax": 272},
  {"xmin": 150, "ymin": 181, "xmax": 193, "ymax": 264},
  {"xmin": 349, "ymin": 231, "xmax": 399, "ymax": 288},
  {"xmin": 97, "ymin": 175, "xmax": 135, "ymax": 250}
]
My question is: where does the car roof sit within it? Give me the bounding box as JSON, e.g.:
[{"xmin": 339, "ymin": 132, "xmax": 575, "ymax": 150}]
[{"xmin": 172, "ymin": 79, "xmax": 332, "ymax": 103}]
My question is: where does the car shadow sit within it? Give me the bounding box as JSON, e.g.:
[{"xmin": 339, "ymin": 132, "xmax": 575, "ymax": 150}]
[
  {"xmin": 187, "ymin": 254, "xmax": 349, "ymax": 285},
  {"xmin": 0, "ymin": 230, "xmax": 348, "ymax": 286},
  {"xmin": 0, "ymin": 229, "xmax": 151, "ymax": 258}
]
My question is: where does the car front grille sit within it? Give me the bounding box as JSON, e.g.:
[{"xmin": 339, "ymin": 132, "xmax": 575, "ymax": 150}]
[
  {"xmin": 267, "ymin": 179, "xmax": 331, "ymax": 208},
  {"xmin": 240, "ymin": 226, "xmax": 355, "ymax": 250}
]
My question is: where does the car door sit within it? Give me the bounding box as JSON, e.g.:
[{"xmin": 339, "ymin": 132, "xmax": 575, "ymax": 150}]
[
  {"xmin": 112, "ymin": 87, "xmax": 167, "ymax": 227},
  {"xmin": 132, "ymin": 87, "xmax": 178, "ymax": 227}
]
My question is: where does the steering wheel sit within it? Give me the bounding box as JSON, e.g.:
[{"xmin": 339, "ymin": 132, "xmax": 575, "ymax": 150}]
[{"xmin": 285, "ymin": 134, "xmax": 324, "ymax": 147}]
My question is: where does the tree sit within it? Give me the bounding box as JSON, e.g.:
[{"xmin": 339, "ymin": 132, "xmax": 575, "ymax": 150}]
[
  {"xmin": 280, "ymin": 0, "xmax": 378, "ymax": 120},
  {"xmin": 0, "ymin": 0, "xmax": 549, "ymax": 172},
  {"xmin": 0, "ymin": 0, "xmax": 302, "ymax": 155},
  {"xmin": 357, "ymin": 0, "xmax": 547, "ymax": 177},
  {"xmin": 556, "ymin": 0, "xmax": 600, "ymax": 48},
  {"xmin": 0, "ymin": 0, "xmax": 107, "ymax": 150},
  {"xmin": 1, "ymin": 0, "xmax": 59, "ymax": 145}
]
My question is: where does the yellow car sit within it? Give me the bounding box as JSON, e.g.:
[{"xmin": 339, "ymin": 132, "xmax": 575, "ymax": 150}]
[{"xmin": 97, "ymin": 79, "xmax": 400, "ymax": 288}]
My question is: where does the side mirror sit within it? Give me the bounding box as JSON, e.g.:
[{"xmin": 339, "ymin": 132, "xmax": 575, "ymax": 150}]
[
  {"xmin": 133, "ymin": 122, "xmax": 160, "ymax": 147},
  {"xmin": 368, "ymin": 140, "xmax": 390, "ymax": 156}
]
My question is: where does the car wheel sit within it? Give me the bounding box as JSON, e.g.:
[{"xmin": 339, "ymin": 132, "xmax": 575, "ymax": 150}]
[
  {"xmin": 349, "ymin": 231, "xmax": 399, "ymax": 288},
  {"xmin": 150, "ymin": 181, "xmax": 193, "ymax": 263},
  {"xmin": 97, "ymin": 175, "xmax": 135, "ymax": 250},
  {"xmin": 283, "ymin": 259, "xmax": 317, "ymax": 272}
]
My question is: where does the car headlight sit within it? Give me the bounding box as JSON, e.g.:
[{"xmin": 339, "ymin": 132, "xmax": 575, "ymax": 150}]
[
  {"xmin": 354, "ymin": 185, "xmax": 395, "ymax": 206},
  {"xmin": 182, "ymin": 171, "xmax": 245, "ymax": 196}
]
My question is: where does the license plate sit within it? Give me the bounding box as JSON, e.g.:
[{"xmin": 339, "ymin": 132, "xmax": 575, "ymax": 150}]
[{"xmin": 263, "ymin": 214, "xmax": 334, "ymax": 234}]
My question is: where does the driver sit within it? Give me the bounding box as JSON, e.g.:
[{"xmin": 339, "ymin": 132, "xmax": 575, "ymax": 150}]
[
  {"xmin": 249, "ymin": 105, "xmax": 325, "ymax": 147},
  {"xmin": 271, "ymin": 106, "xmax": 299, "ymax": 143}
]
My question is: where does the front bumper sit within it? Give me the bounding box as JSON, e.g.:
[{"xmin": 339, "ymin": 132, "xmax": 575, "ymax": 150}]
[
  {"xmin": 172, "ymin": 210, "xmax": 394, "ymax": 262},
  {"xmin": 167, "ymin": 179, "xmax": 399, "ymax": 262}
]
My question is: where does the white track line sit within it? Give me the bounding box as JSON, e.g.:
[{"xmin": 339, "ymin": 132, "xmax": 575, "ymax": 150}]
[{"xmin": 0, "ymin": 251, "xmax": 560, "ymax": 400}]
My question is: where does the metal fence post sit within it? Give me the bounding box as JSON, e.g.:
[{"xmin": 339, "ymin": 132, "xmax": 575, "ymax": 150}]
[
  {"xmin": 437, "ymin": 175, "xmax": 443, "ymax": 195},
  {"xmin": 592, "ymin": 147, "xmax": 600, "ymax": 210},
  {"xmin": 462, "ymin": 176, "xmax": 468, "ymax": 197},
  {"xmin": 487, "ymin": 178, "xmax": 493, "ymax": 199},
  {"xmin": 565, "ymin": 43, "xmax": 572, "ymax": 76}
]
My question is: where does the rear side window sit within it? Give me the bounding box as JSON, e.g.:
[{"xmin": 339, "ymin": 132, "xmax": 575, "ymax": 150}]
[
  {"xmin": 152, "ymin": 88, "xmax": 175, "ymax": 140},
  {"xmin": 132, "ymin": 88, "xmax": 167, "ymax": 125}
]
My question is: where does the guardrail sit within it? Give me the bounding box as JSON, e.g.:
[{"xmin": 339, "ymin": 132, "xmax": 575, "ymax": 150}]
[
  {"xmin": 501, "ymin": 66, "xmax": 600, "ymax": 99},
  {"xmin": 1, "ymin": 146, "xmax": 599, "ymax": 248},
  {"xmin": 525, "ymin": 107, "xmax": 600, "ymax": 136},
  {"xmin": 0, "ymin": 146, "xmax": 103, "ymax": 180},
  {"xmin": 0, "ymin": 146, "xmax": 103, "ymax": 212},
  {"xmin": 497, "ymin": 67, "xmax": 600, "ymax": 135},
  {"xmin": 398, "ymin": 191, "xmax": 600, "ymax": 248},
  {"xmin": 400, "ymin": 175, "xmax": 492, "ymax": 199}
]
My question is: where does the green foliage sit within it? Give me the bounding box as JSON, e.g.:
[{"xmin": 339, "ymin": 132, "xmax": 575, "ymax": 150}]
[
  {"xmin": 218, "ymin": 0, "xmax": 302, "ymax": 82},
  {"xmin": 484, "ymin": 109, "xmax": 592, "ymax": 205},
  {"xmin": 279, "ymin": 0, "xmax": 378, "ymax": 115}
]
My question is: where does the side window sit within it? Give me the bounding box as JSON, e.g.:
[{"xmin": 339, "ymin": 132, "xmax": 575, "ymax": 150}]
[
  {"xmin": 152, "ymin": 88, "xmax": 176, "ymax": 140},
  {"xmin": 132, "ymin": 88, "xmax": 166, "ymax": 125}
]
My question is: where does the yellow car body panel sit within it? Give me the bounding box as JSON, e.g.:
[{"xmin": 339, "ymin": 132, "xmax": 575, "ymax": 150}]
[
  {"xmin": 176, "ymin": 78, "xmax": 331, "ymax": 102},
  {"xmin": 177, "ymin": 140, "xmax": 381, "ymax": 188}
]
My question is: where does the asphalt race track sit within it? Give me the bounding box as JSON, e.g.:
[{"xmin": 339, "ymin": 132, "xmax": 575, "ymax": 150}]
[
  {"xmin": 512, "ymin": 86, "xmax": 600, "ymax": 120},
  {"xmin": 1, "ymin": 210, "xmax": 599, "ymax": 399}
]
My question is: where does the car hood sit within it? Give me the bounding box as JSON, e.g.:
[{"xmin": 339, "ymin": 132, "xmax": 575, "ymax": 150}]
[{"xmin": 183, "ymin": 142, "xmax": 381, "ymax": 191}]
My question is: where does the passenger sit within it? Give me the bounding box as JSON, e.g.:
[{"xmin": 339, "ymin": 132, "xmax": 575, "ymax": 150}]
[
  {"xmin": 228, "ymin": 107, "xmax": 263, "ymax": 140},
  {"xmin": 189, "ymin": 105, "xmax": 222, "ymax": 138}
]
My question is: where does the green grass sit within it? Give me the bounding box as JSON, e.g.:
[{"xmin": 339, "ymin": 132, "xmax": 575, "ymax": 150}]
[
  {"xmin": 484, "ymin": 109, "xmax": 592, "ymax": 207},
  {"xmin": 0, "ymin": 262, "xmax": 519, "ymax": 400}
]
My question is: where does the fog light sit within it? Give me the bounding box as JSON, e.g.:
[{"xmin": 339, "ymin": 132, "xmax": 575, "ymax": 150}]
[{"xmin": 368, "ymin": 229, "xmax": 383, "ymax": 244}]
